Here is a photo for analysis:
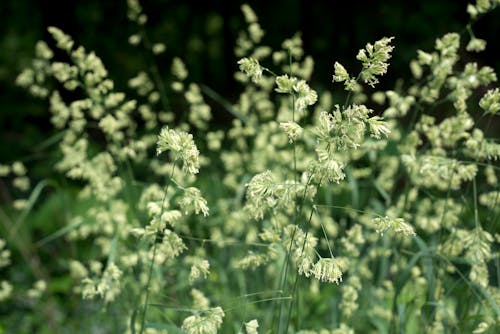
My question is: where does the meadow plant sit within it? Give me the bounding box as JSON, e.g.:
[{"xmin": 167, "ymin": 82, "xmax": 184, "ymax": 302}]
[{"xmin": 1, "ymin": 0, "xmax": 499, "ymax": 333}]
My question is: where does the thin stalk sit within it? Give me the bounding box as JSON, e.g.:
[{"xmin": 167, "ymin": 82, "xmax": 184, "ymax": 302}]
[
  {"xmin": 284, "ymin": 206, "xmax": 316, "ymax": 334},
  {"xmin": 342, "ymin": 73, "xmax": 362, "ymax": 109},
  {"xmin": 473, "ymin": 177, "xmax": 480, "ymax": 229},
  {"xmin": 314, "ymin": 204, "xmax": 389, "ymax": 219},
  {"xmin": 139, "ymin": 240, "xmax": 158, "ymax": 334},
  {"xmin": 290, "ymin": 49, "xmax": 298, "ymax": 187},
  {"xmin": 139, "ymin": 161, "xmax": 177, "ymax": 334},
  {"xmin": 277, "ymin": 49, "xmax": 298, "ymax": 333},
  {"xmin": 276, "ymin": 174, "xmax": 313, "ymax": 333}
]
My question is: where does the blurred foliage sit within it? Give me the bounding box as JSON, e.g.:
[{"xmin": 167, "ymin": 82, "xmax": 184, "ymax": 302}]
[{"xmin": 1, "ymin": 0, "xmax": 499, "ymax": 163}]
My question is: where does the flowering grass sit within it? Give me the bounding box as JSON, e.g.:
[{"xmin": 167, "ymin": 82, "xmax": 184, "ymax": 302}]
[{"xmin": 1, "ymin": 0, "xmax": 500, "ymax": 333}]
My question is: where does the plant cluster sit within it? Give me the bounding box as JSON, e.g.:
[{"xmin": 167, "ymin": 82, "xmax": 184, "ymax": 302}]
[{"xmin": 1, "ymin": 0, "xmax": 500, "ymax": 333}]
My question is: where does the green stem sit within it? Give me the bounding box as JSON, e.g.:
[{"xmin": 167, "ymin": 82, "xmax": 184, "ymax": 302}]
[
  {"xmin": 473, "ymin": 177, "xmax": 480, "ymax": 229},
  {"xmin": 284, "ymin": 205, "xmax": 316, "ymax": 334},
  {"xmin": 138, "ymin": 161, "xmax": 177, "ymax": 334},
  {"xmin": 277, "ymin": 49, "xmax": 298, "ymax": 333},
  {"xmin": 343, "ymin": 73, "xmax": 362, "ymax": 109},
  {"xmin": 139, "ymin": 239, "xmax": 158, "ymax": 334},
  {"xmin": 289, "ymin": 48, "xmax": 298, "ymax": 187}
]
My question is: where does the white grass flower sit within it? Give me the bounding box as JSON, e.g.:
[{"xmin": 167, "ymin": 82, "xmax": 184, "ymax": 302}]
[
  {"xmin": 191, "ymin": 288, "xmax": 210, "ymax": 310},
  {"xmin": 235, "ymin": 251, "xmax": 269, "ymax": 270},
  {"xmin": 182, "ymin": 307, "xmax": 225, "ymax": 334},
  {"xmin": 241, "ymin": 4, "xmax": 258, "ymax": 23},
  {"xmin": 12, "ymin": 161, "xmax": 26, "ymax": 176},
  {"xmin": 246, "ymin": 170, "xmax": 275, "ymax": 200},
  {"xmin": 479, "ymin": 88, "xmax": 500, "ymax": 115},
  {"xmin": 275, "ymin": 74, "xmax": 297, "ymax": 94},
  {"xmin": 172, "ymin": 57, "xmax": 188, "ymax": 80},
  {"xmin": 128, "ymin": 34, "xmax": 141, "ymax": 46},
  {"xmin": 309, "ymin": 157, "xmax": 345, "ymax": 185},
  {"xmin": 27, "ymin": 280, "xmax": 47, "ymax": 299},
  {"xmin": 357, "ymin": 37, "xmax": 395, "ymax": 87},
  {"xmin": 35, "ymin": 41, "xmax": 53, "ymax": 60},
  {"xmin": 13, "ymin": 199, "xmax": 28, "ymax": 210},
  {"xmin": 179, "ymin": 187, "xmax": 210, "ymax": 217},
  {"xmin": 466, "ymin": 37, "xmax": 487, "ymax": 52},
  {"xmin": 12, "ymin": 177, "xmax": 30, "ymax": 192},
  {"xmin": 238, "ymin": 57, "xmax": 262, "ymax": 83},
  {"xmin": 0, "ymin": 164, "xmax": 10, "ymax": 177},
  {"xmin": 0, "ymin": 240, "xmax": 11, "ymax": 269},
  {"xmin": 373, "ymin": 216, "xmax": 416, "ymax": 237},
  {"xmin": 0, "ymin": 281, "xmax": 13, "ymax": 301},
  {"xmin": 47, "ymin": 26, "xmax": 74, "ymax": 51},
  {"xmin": 157, "ymin": 230, "xmax": 187, "ymax": 261},
  {"xmin": 280, "ymin": 121, "xmax": 303, "ymax": 143},
  {"xmin": 68, "ymin": 260, "xmax": 88, "ymax": 279},
  {"xmin": 245, "ymin": 319, "xmax": 259, "ymax": 334},
  {"xmin": 189, "ymin": 259, "xmax": 210, "ymax": 283},
  {"xmin": 161, "ymin": 209, "xmax": 183, "ymax": 227},
  {"xmin": 207, "ymin": 131, "xmax": 224, "ymax": 151},
  {"xmin": 332, "ymin": 62, "xmax": 350, "ymax": 82},
  {"xmin": 248, "ymin": 23, "xmax": 264, "ymax": 44},
  {"xmin": 152, "ymin": 43, "xmax": 166, "ymax": 55},
  {"xmin": 417, "ymin": 50, "xmax": 433, "ymax": 65},
  {"xmin": 157, "ymin": 126, "xmax": 200, "ymax": 175},
  {"xmin": 367, "ymin": 116, "xmax": 391, "ymax": 139},
  {"xmin": 472, "ymin": 321, "xmax": 489, "ymax": 334},
  {"xmin": 293, "ymin": 80, "xmax": 318, "ymax": 110},
  {"xmin": 312, "ymin": 257, "xmax": 343, "ymax": 284}
]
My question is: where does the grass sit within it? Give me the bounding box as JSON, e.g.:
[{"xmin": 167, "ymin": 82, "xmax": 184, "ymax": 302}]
[{"xmin": 1, "ymin": 1, "xmax": 500, "ymax": 334}]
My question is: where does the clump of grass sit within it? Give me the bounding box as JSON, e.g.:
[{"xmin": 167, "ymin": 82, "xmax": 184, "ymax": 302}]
[{"xmin": 1, "ymin": 0, "xmax": 499, "ymax": 333}]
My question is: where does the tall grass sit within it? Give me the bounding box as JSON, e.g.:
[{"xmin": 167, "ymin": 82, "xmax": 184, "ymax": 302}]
[{"xmin": 1, "ymin": 0, "xmax": 499, "ymax": 333}]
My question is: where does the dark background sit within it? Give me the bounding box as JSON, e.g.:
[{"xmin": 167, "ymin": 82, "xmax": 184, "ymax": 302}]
[{"xmin": 1, "ymin": 0, "xmax": 499, "ymax": 163}]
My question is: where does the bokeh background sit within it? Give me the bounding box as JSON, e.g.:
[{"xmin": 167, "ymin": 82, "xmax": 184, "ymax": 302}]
[{"xmin": 1, "ymin": 0, "xmax": 499, "ymax": 163}]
